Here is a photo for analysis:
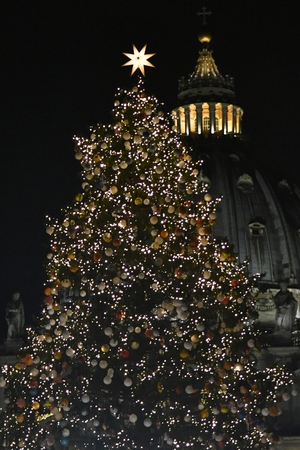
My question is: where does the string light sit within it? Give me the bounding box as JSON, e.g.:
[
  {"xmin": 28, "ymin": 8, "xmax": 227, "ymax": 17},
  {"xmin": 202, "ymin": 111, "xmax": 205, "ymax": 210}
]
[{"xmin": 0, "ymin": 78, "xmax": 295, "ymax": 450}]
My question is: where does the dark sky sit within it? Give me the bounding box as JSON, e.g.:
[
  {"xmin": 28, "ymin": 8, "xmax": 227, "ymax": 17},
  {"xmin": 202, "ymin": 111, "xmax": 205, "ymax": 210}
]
[{"xmin": 0, "ymin": 0, "xmax": 299, "ymax": 342}]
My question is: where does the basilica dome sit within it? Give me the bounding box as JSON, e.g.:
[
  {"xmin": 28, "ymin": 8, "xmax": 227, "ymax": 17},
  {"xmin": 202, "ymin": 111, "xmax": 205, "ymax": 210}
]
[{"xmin": 173, "ymin": 33, "xmax": 300, "ymax": 292}]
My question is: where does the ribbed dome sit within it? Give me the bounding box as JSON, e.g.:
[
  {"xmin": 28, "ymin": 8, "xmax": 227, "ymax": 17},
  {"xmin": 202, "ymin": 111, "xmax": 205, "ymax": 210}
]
[
  {"xmin": 188, "ymin": 136, "xmax": 300, "ymax": 287},
  {"xmin": 176, "ymin": 36, "xmax": 300, "ymax": 291}
]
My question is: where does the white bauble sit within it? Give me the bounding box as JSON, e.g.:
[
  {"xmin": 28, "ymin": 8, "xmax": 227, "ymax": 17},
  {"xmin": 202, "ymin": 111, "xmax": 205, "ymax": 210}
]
[
  {"xmin": 99, "ymin": 360, "xmax": 108, "ymax": 369},
  {"xmin": 103, "ymin": 376, "xmax": 112, "ymax": 385},
  {"xmin": 82, "ymin": 394, "xmax": 90, "ymax": 403},
  {"xmin": 143, "ymin": 418, "xmax": 152, "ymax": 427},
  {"xmin": 129, "ymin": 414, "xmax": 137, "ymax": 423},
  {"xmin": 124, "ymin": 378, "xmax": 132, "ymax": 387}
]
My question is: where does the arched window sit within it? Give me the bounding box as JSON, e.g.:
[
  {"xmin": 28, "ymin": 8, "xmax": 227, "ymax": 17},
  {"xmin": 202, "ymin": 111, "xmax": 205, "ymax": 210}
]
[
  {"xmin": 215, "ymin": 116, "xmax": 219, "ymax": 132},
  {"xmin": 203, "ymin": 116, "xmax": 210, "ymax": 132},
  {"xmin": 202, "ymin": 103, "xmax": 210, "ymax": 133}
]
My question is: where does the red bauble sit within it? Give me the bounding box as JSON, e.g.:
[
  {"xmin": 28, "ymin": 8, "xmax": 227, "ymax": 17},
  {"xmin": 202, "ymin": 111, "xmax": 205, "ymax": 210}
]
[
  {"xmin": 231, "ymin": 279, "xmax": 239, "ymax": 287},
  {"xmin": 43, "ymin": 295, "xmax": 54, "ymax": 306},
  {"xmin": 116, "ymin": 311, "xmax": 124, "ymax": 319},
  {"xmin": 93, "ymin": 252, "xmax": 102, "ymax": 262},
  {"xmin": 222, "ymin": 296, "xmax": 229, "ymax": 305},
  {"xmin": 121, "ymin": 349, "xmax": 129, "ymax": 359},
  {"xmin": 175, "ymin": 228, "xmax": 183, "ymax": 236},
  {"xmin": 145, "ymin": 329, "xmax": 154, "ymax": 339},
  {"xmin": 189, "ymin": 239, "xmax": 198, "ymax": 249}
]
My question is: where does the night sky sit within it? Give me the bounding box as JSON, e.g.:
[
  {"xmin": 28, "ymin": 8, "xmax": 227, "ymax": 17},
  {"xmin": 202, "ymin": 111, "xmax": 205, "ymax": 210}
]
[{"xmin": 0, "ymin": 1, "xmax": 299, "ymax": 342}]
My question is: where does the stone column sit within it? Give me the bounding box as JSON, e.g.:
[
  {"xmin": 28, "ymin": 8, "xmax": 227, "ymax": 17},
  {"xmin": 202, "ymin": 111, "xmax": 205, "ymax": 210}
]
[
  {"xmin": 233, "ymin": 106, "xmax": 237, "ymax": 133},
  {"xmin": 222, "ymin": 104, "xmax": 227, "ymax": 134},
  {"xmin": 209, "ymin": 103, "xmax": 215, "ymax": 134},
  {"xmin": 197, "ymin": 104, "xmax": 202, "ymax": 134},
  {"xmin": 184, "ymin": 106, "xmax": 190, "ymax": 135}
]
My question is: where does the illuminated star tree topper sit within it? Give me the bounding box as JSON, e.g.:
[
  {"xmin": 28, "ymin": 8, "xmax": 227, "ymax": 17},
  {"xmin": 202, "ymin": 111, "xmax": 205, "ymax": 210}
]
[{"xmin": 122, "ymin": 44, "xmax": 155, "ymax": 76}]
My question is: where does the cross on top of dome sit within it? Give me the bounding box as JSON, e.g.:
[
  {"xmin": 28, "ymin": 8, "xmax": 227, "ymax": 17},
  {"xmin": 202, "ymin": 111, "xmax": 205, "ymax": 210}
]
[{"xmin": 197, "ymin": 6, "xmax": 212, "ymax": 25}]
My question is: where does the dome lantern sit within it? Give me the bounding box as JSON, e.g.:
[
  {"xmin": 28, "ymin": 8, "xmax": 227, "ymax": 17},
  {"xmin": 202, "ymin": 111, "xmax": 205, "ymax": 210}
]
[{"xmin": 173, "ymin": 30, "xmax": 243, "ymax": 137}]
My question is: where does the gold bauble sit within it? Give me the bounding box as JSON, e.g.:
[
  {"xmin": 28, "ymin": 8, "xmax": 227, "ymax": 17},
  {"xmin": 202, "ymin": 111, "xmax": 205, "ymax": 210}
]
[
  {"xmin": 123, "ymin": 132, "xmax": 130, "ymax": 140},
  {"xmin": 220, "ymin": 405, "xmax": 229, "ymax": 413},
  {"xmin": 32, "ymin": 401, "xmax": 40, "ymax": 410},
  {"xmin": 134, "ymin": 197, "xmax": 143, "ymax": 205},
  {"xmin": 204, "ymin": 193, "xmax": 212, "ymax": 202},
  {"xmin": 190, "ymin": 334, "xmax": 199, "ymax": 343},
  {"xmin": 16, "ymin": 415, "xmax": 24, "ymax": 423},
  {"xmin": 120, "ymin": 161, "xmax": 128, "ymax": 169},
  {"xmin": 75, "ymin": 193, "xmax": 83, "ymax": 202},
  {"xmin": 110, "ymin": 186, "xmax": 118, "ymax": 194},
  {"xmin": 240, "ymin": 386, "xmax": 248, "ymax": 394},
  {"xmin": 150, "ymin": 216, "xmax": 158, "ymax": 225},
  {"xmin": 101, "ymin": 344, "xmax": 110, "ymax": 353},
  {"xmin": 69, "ymin": 261, "xmax": 79, "ymax": 273},
  {"xmin": 103, "ymin": 233, "xmax": 112, "ymax": 242},
  {"xmin": 54, "ymin": 352, "xmax": 62, "ymax": 360},
  {"xmin": 200, "ymin": 409, "xmax": 209, "ymax": 419},
  {"xmin": 180, "ymin": 350, "xmax": 189, "ymax": 359}
]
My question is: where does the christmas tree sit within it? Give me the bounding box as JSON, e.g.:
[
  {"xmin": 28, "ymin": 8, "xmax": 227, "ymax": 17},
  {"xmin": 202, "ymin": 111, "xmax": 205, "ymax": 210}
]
[{"xmin": 0, "ymin": 55, "xmax": 295, "ymax": 450}]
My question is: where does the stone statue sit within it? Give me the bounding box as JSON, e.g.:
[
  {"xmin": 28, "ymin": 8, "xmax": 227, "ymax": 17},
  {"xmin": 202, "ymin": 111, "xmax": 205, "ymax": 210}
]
[
  {"xmin": 5, "ymin": 292, "xmax": 25, "ymax": 339},
  {"xmin": 274, "ymin": 281, "xmax": 298, "ymax": 333}
]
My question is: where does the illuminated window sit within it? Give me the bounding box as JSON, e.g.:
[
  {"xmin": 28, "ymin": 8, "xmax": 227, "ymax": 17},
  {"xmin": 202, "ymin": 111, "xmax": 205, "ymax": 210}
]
[
  {"xmin": 215, "ymin": 116, "xmax": 219, "ymax": 132},
  {"xmin": 202, "ymin": 103, "xmax": 210, "ymax": 133},
  {"xmin": 203, "ymin": 116, "xmax": 210, "ymax": 131}
]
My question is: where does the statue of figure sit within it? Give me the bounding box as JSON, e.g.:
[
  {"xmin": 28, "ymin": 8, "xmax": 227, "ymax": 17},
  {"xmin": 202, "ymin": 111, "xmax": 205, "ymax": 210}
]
[
  {"xmin": 5, "ymin": 292, "xmax": 25, "ymax": 339},
  {"xmin": 274, "ymin": 281, "xmax": 298, "ymax": 333}
]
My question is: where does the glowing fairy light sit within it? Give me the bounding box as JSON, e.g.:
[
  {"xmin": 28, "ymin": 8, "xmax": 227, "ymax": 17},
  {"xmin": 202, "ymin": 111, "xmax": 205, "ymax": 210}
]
[{"xmin": 0, "ymin": 78, "xmax": 295, "ymax": 450}]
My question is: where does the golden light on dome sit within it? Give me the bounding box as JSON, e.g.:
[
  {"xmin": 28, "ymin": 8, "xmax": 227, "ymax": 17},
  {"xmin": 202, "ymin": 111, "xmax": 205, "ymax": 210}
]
[{"xmin": 198, "ymin": 31, "xmax": 212, "ymax": 43}]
